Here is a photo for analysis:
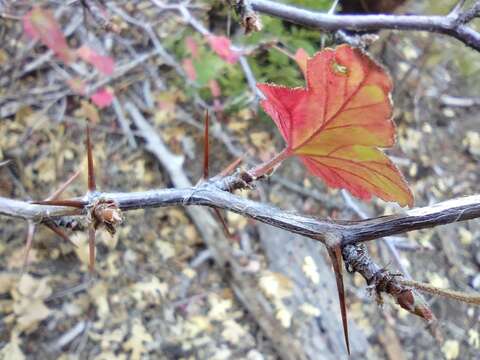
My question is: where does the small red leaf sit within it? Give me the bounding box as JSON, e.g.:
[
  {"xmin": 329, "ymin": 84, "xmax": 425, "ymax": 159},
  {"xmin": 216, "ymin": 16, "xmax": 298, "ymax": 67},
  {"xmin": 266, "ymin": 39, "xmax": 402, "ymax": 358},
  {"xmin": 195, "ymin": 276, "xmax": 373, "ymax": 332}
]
[
  {"xmin": 207, "ymin": 35, "xmax": 240, "ymax": 64},
  {"xmin": 23, "ymin": 6, "xmax": 75, "ymax": 64},
  {"xmin": 182, "ymin": 58, "xmax": 197, "ymax": 81},
  {"xmin": 294, "ymin": 48, "xmax": 308, "ymax": 75},
  {"xmin": 91, "ymin": 88, "xmax": 114, "ymax": 108},
  {"xmin": 186, "ymin": 36, "xmax": 200, "ymax": 59},
  {"xmin": 209, "ymin": 79, "xmax": 221, "ymax": 98},
  {"xmin": 77, "ymin": 45, "xmax": 115, "ymax": 76}
]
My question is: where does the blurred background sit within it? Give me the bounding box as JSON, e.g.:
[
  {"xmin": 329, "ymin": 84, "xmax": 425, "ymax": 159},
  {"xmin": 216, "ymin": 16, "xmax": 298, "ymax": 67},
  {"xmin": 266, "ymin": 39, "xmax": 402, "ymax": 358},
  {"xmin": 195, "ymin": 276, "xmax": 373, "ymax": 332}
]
[{"xmin": 0, "ymin": 0, "xmax": 479, "ymax": 359}]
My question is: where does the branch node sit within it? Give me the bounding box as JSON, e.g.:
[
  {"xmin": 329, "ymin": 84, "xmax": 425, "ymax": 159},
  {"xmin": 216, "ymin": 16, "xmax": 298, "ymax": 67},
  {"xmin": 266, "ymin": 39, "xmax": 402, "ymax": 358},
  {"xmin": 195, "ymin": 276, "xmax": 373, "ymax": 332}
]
[{"xmin": 87, "ymin": 198, "xmax": 123, "ymax": 235}]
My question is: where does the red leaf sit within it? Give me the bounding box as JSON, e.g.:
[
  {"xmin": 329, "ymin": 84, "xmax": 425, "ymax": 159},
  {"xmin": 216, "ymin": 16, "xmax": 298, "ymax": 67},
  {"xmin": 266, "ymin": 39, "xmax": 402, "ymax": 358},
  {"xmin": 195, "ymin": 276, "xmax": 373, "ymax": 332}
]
[
  {"xmin": 258, "ymin": 45, "xmax": 413, "ymax": 207},
  {"xmin": 23, "ymin": 6, "xmax": 75, "ymax": 64},
  {"xmin": 294, "ymin": 48, "xmax": 308, "ymax": 75},
  {"xmin": 182, "ymin": 58, "xmax": 197, "ymax": 81},
  {"xmin": 77, "ymin": 45, "xmax": 115, "ymax": 76},
  {"xmin": 186, "ymin": 36, "xmax": 200, "ymax": 59},
  {"xmin": 90, "ymin": 88, "xmax": 114, "ymax": 108},
  {"xmin": 207, "ymin": 35, "xmax": 240, "ymax": 64},
  {"xmin": 209, "ymin": 79, "xmax": 221, "ymax": 98}
]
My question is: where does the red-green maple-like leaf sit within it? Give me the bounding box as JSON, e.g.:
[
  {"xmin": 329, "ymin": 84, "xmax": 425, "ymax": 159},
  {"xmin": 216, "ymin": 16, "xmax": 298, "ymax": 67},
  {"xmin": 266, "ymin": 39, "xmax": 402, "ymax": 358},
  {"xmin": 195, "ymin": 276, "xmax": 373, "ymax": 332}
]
[
  {"xmin": 258, "ymin": 44, "xmax": 413, "ymax": 207},
  {"xmin": 23, "ymin": 6, "xmax": 75, "ymax": 64}
]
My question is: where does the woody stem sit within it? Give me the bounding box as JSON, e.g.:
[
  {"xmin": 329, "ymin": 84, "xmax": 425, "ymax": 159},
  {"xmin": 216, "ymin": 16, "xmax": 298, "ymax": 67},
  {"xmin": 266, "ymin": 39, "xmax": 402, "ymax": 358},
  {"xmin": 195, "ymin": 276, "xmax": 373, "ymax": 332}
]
[{"xmin": 250, "ymin": 147, "xmax": 291, "ymax": 178}]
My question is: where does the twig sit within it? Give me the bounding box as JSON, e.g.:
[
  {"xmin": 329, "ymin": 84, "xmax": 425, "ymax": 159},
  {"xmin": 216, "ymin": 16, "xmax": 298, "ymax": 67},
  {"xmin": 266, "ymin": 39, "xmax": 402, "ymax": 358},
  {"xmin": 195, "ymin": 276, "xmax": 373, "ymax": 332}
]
[
  {"xmin": 51, "ymin": 321, "xmax": 87, "ymax": 351},
  {"xmin": 2, "ymin": 177, "xmax": 480, "ymax": 250},
  {"xmin": 240, "ymin": 0, "xmax": 480, "ymax": 52},
  {"xmin": 112, "ymin": 97, "xmax": 138, "ymax": 149},
  {"xmin": 439, "ymin": 94, "xmax": 480, "ymax": 107},
  {"xmin": 342, "ymin": 244, "xmax": 437, "ymax": 327},
  {"xmin": 398, "ymin": 278, "xmax": 480, "ymax": 305}
]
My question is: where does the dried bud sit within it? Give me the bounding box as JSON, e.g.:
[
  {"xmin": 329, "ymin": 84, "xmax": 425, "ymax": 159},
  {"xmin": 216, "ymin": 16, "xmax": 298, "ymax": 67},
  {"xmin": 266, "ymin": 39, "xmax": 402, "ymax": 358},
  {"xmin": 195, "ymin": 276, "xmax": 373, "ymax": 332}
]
[{"xmin": 89, "ymin": 198, "xmax": 123, "ymax": 235}]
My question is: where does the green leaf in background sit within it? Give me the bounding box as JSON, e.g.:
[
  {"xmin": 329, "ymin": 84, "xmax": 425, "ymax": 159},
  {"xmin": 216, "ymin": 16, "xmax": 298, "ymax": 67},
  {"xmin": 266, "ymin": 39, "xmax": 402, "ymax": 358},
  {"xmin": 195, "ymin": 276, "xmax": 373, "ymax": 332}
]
[{"xmin": 193, "ymin": 52, "xmax": 225, "ymax": 86}]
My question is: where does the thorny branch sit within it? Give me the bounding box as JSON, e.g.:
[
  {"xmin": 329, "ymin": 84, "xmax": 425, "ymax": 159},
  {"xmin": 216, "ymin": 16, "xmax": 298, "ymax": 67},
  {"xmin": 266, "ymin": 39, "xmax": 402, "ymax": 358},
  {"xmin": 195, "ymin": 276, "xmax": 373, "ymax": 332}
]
[
  {"xmin": 236, "ymin": 0, "xmax": 480, "ymax": 52},
  {"xmin": 1, "ymin": 173, "xmax": 480, "ymax": 249}
]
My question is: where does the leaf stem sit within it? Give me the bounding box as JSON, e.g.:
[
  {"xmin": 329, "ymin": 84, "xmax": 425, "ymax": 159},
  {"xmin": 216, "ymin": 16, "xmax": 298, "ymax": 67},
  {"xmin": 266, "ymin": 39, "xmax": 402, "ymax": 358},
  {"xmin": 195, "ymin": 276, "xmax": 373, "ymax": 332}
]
[{"xmin": 250, "ymin": 147, "xmax": 291, "ymax": 178}]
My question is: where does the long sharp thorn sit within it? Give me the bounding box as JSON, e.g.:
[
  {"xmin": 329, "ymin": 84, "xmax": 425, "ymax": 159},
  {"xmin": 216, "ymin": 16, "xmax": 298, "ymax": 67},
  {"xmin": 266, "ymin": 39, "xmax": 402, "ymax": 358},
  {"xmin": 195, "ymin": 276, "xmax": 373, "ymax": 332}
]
[
  {"xmin": 32, "ymin": 199, "xmax": 86, "ymax": 208},
  {"xmin": 88, "ymin": 225, "xmax": 96, "ymax": 273},
  {"xmin": 327, "ymin": 245, "xmax": 350, "ymax": 355},
  {"xmin": 0, "ymin": 159, "xmax": 11, "ymax": 168},
  {"xmin": 22, "ymin": 221, "xmax": 36, "ymax": 273},
  {"xmin": 203, "ymin": 110, "xmax": 209, "ymax": 179},
  {"xmin": 86, "ymin": 126, "xmax": 96, "ymax": 192},
  {"xmin": 46, "ymin": 168, "xmax": 82, "ymax": 201}
]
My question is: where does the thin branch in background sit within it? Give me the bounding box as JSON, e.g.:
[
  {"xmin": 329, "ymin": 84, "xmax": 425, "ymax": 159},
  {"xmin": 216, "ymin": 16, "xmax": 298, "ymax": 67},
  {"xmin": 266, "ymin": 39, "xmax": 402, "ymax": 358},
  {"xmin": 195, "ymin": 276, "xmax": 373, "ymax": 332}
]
[
  {"xmin": 328, "ymin": 0, "xmax": 340, "ymax": 15},
  {"xmin": 240, "ymin": 0, "xmax": 480, "ymax": 52},
  {"xmin": 112, "ymin": 97, "xmax": 138, "ymax": 149},
  {"xmin": 86, "ymin": 125, "xmax": 96, "ymax": 192},
  {"xmin": 449, "ymin": 0, "xmax": 467, "ymax": 16},
  {"xmin": 80, "ymin": 0, "xmax": 120, "ymax": 33},
  {"xmin": 0, "ymin": 159, "xmax": 11, "ymax": 168},
  {"xmin": 439, "ymin": 94, "xmax": 480, "ymax": 107}
]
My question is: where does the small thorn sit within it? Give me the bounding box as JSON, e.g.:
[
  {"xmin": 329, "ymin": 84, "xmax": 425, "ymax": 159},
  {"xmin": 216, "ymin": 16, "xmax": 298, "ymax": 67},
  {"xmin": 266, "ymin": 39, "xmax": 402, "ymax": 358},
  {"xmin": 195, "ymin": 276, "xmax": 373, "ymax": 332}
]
[
  {"xmin": 46, "ymin": 167, "xmax": 82, "ymax": 201},
  {"xmin": 88, "ymin": 224, "xmax": 96, "ymax": 273},
  {"xmin": 213, "ymin": 208, "xmax": 235, "ymax": 239},
  {"xmin": 327, "ymin": 245, "xmax": 350, "ymax": 355},
  {"xmin": 203, "ymin": 110, "xmax": 210, "ymax": 179},
  {"xmin": 32, "ymin": 199, "xmax": 87, "ymax": 208},
  {"xmin": 86, "ymin": 126, "xmax": 96, "ymax": 192},
  {"xmin": 217, "ymin": 156, "xmax": 244, "ymax": 178}
]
